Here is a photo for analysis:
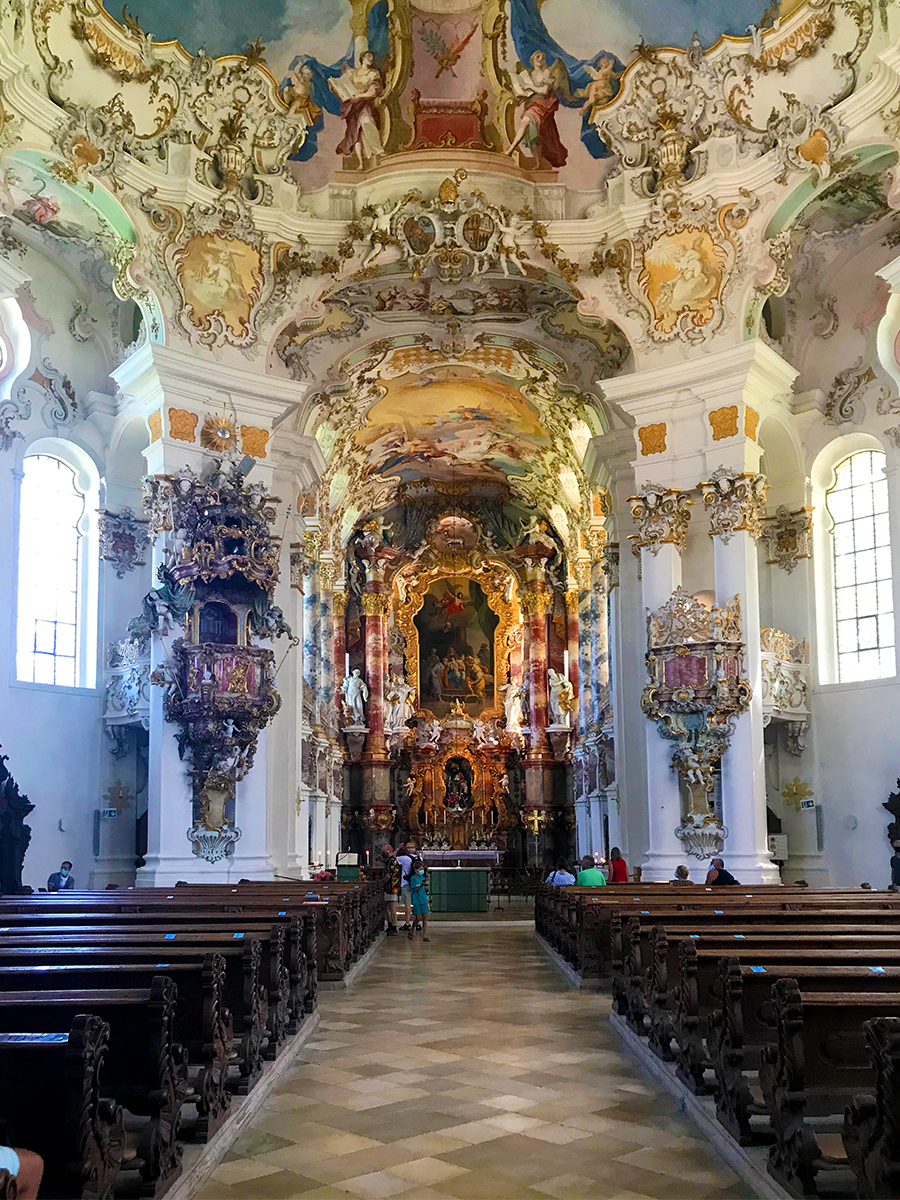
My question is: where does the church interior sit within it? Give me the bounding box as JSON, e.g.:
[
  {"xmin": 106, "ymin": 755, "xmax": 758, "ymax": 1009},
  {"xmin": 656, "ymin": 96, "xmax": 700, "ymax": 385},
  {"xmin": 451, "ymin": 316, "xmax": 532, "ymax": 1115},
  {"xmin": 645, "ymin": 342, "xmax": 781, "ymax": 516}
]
[{"xmin": 2, "ymin": 0, "xmax": 900, "ymax": 1196}]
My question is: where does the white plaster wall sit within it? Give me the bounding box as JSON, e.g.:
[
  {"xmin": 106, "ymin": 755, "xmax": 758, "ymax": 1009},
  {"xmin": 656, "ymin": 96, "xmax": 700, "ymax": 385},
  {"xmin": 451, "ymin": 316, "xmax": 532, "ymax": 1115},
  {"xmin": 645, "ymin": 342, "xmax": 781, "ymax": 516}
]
[{"xmin": 810, "ymin": 679, "xmax": 900, "ymax": 889}]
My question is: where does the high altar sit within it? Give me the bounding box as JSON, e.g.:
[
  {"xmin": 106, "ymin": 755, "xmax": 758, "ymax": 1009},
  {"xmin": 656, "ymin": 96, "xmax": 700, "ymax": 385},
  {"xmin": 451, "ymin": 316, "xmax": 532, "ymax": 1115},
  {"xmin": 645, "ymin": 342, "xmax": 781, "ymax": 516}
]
[{"xmin": 336, "ymin": 509, "xmax": 583, "ymax": 869}]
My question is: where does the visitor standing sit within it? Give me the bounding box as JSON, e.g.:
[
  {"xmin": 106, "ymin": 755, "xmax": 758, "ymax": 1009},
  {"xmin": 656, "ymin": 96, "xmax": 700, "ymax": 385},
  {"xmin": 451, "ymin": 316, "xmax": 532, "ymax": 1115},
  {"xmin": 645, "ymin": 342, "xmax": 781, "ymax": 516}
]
[
  {"xmin": 395, "ymin": 841, "xmax": 414, "ymax": 930},
  {"xmin": 409, "ymin": 856, "xmax": 430, "ymax": 941},
  {"xmin": 381, "ymin": 844, "xmax": 402, "ymax": 934}
]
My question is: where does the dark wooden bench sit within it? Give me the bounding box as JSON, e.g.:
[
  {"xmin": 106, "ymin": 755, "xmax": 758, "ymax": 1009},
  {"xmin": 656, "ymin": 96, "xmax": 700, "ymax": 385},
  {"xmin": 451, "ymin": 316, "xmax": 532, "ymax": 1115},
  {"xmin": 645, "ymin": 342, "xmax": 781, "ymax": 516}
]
[
  {"xmin": 710, "ymin": 959, "xmax": 900, "ymax": 1146},
  {"xmin": 0, "ymin": 1016, "xmax": 124, "ymax": 1200},
  {"xmin": 0, "ymin": 982, "xmax": 184, "ymax": 1195},
  {"xmin": 760, "ymin": 982, "xmax": 900, "ymax": 1197},
  {"xmin": 842, "ymin": 1015, "xmax": 900, "ymax": 1200}
]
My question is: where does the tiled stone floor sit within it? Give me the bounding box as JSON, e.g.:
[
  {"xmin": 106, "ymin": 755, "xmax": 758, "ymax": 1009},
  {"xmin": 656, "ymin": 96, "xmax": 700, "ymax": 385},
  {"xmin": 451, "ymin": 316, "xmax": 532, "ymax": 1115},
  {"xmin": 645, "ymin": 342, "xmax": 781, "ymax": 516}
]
[{"xmin": 195, "ymin": 927, "xmax": 753, "ymax": 1200}]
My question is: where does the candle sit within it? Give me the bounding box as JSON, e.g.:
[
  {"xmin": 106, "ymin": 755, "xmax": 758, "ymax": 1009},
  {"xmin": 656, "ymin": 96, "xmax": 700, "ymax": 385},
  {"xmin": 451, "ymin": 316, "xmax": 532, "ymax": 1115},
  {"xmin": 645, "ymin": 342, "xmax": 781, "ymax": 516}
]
[
  {"xmin": 564, "ymin": 648, "xmax": 569, "ymax": 678},
  {"xmin": 345, "ymin": 652, "xmax": 350, "ymax": 674}
]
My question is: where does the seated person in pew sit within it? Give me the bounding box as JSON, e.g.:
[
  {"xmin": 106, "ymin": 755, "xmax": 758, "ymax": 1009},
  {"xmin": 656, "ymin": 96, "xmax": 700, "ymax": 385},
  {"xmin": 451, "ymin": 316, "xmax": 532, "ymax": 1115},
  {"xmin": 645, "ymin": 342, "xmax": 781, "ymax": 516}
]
[
  {"xmin": 705, "ymin": 857, "xmax": 739, "ymax": 886},
  {"xmin": 608, "ymin": 848, "xmax": 628, "ymax": 883},
  {"xmin": 575, "ymin": 856, "xmax": 607, "ymax": 886},
  {"xmin": 46, "ymin": 861, "xmax": 74, "ymax": 892},
  {"xmin": 672, "ymin": 864, "xmax": 694, "ymax": 885},
  {"xmin": 0, "ymin": 1142, "xmax": 43, "ymax": 1199},
  {"xmin": 545, "ymin": 860, "xmax": 576, "ymax": 887}
]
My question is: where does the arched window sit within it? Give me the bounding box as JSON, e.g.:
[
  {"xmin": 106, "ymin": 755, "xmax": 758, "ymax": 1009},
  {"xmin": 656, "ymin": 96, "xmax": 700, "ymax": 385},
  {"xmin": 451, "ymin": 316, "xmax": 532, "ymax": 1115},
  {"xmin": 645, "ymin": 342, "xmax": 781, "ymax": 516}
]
[
  {"xmin": 16, "ymin": 451, "xmax": 97, "ymax": 687},
  {"xmin": 826, "ymin": 449, "xmax": 895, "ymax": 683}
]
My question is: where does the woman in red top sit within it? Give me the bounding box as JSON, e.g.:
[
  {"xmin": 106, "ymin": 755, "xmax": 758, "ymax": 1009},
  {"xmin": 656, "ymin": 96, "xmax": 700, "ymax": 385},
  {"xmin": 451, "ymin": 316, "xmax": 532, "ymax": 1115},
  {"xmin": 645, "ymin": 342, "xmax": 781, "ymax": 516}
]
[{"xmin": 608, "ymin": 847, "xmax": 628, "ymax": 883}]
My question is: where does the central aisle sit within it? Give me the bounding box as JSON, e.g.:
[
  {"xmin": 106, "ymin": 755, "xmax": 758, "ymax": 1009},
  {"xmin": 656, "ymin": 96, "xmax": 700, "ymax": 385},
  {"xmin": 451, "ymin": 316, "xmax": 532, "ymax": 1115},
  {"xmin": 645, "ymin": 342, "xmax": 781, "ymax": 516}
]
[{"xmin": 198, "ymin": 928, "xmax": 750, "ymax": 1200}]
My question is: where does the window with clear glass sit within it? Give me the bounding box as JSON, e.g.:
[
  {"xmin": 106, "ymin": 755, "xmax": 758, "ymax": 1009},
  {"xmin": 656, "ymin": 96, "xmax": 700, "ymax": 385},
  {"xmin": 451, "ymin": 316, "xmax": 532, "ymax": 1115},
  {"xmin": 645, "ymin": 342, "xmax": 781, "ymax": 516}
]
[
  {"xmin": 826, "ymin": 449, "xmax": 895, "ymax": 683},
  {"xmin": 16, "ymin": 454, "xmax": 85, "ymax": 686}
]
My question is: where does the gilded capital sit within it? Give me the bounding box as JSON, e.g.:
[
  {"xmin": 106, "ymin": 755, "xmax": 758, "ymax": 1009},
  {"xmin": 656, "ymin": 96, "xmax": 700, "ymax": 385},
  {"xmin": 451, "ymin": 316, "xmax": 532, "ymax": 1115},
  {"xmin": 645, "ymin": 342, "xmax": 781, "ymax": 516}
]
[
  {"xmin": 362, "ymin": 592, "xmax": 392, "ymax": 617},
  {"xmin": 572, "ymin": 558, "xmax": 591, "ymax": 592},
  {"xmin": 520, "ymin": 589, "xmax": 552, "ymax": 617},
  {"xmin": 628, "ymin": 484, "xmax": 691, "ymax": 555},
  {"xmin": 564, "ymin": 589, "xmax": 580, "ymax": 615},
  {"xmin": 332, "ymin": 591, "xmax": 349, "ymax": 617},
  {"xmin": 699, "ymin": 468, "xmax": 768, "ymax": 543}
]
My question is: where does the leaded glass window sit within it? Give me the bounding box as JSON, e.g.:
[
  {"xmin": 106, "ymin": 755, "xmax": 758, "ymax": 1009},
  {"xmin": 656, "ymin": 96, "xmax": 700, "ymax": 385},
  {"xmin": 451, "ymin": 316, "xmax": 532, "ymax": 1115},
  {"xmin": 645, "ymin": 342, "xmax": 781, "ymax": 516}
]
[
  {"xmin": 826, "ymin": 450, "xmax": 895, "ymax": 683},
  {"xmin": 16, "ymin": 454, "xmax": 85, "ymax": 686}
]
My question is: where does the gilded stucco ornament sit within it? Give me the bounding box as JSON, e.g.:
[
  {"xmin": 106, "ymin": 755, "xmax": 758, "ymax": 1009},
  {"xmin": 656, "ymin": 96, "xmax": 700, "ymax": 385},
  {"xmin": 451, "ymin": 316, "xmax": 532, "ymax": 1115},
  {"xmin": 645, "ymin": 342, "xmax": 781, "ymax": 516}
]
[
  {"xmin": 98, "ymin": 507, "xmax": 150, "ymax": 578},
  {"xmin": 699, "ymin": 468, "xmax": 768, "ymax": 543},
  {"xmin": 138, "ymin": 189, "xmax": 331, "ymax": 351},
  {"xmin": 760, "ymin": 506, "xmax": 813, "ymax": 574},
  {"xmin": 593, "ymin": 194, "xmax": 750, "ymax": 346},
  {"xmin": 766, "ymin": 95, "xmax": 847, "ymax": 186},
  {"xmin": 643, "ymin": 587, "xmax": 750, "ymax": 859},
  {"xmin": 628, "ymin": 484, "xmax": 691, "ymax": 556}
]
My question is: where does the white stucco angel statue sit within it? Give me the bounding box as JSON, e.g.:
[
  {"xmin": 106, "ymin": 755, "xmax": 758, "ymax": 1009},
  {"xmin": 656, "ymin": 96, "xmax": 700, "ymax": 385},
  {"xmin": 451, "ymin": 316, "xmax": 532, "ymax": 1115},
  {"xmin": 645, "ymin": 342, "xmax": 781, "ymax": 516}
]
[
  {"xmin": 386, "ymin": 672, "xmax": 416, "ymax": 730},
  {"xmin": 340, "ymin": 668, "xmax": 369, "ymax": 726},
  {"xmin": 548, "ymin": 667, "xmax": 576, "ymax": 727},
  {"xmin": 502, "ymin": 679, "xmax": 527, "ymax": 731}
]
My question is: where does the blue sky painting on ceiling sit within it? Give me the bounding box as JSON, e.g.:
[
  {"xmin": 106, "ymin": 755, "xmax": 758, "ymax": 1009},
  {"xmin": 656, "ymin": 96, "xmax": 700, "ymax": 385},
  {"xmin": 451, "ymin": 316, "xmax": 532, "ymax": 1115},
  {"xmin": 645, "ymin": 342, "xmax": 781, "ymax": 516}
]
[
  {"xmin": 509, "ymin": 0, "xmax": 772, "ymax": 159},
  {"xmin": 111, "ymin": 0, "xmax": 775, "ymax": 77}
]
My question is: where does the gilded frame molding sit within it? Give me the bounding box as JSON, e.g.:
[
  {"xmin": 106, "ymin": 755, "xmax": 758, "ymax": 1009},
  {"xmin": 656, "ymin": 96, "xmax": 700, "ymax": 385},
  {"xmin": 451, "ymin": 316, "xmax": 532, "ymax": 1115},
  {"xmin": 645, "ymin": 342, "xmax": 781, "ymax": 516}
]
[{"xmin": 393, "ymin": 553, "xmax": 518, "ymax": 721}]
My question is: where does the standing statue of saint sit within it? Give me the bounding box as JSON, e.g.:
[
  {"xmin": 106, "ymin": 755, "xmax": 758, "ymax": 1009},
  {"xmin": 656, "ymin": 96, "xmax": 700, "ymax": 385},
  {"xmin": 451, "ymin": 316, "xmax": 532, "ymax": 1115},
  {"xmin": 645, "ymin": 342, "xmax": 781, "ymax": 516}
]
[
  {"xmin": 329, "ymin": 52, "xmax": 384, "ymax": 171},
  {"xmin": 547, "ymin": 667, "xmax": 575, "ymax": 727},
  {"xmin": 340, "ymin": 668, "xmax": 369, "ymax": 725}
]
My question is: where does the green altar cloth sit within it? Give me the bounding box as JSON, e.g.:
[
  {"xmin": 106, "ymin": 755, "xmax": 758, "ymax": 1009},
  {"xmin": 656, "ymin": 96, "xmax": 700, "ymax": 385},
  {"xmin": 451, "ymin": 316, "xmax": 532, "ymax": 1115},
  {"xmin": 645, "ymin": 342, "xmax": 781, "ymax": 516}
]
[{"xmin": 428, "ymin": 867, "xmax": 490, "ymax": 913}]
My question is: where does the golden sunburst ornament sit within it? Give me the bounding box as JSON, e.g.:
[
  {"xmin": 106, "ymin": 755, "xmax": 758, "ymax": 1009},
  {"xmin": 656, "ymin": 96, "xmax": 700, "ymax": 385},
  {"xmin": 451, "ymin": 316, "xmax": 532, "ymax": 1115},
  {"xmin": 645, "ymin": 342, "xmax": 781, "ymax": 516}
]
[
  {"xmin": 781, "ymin": 778, "xmax": 813, "ymax": 810},
  {"xmin": 201, "ymin": 415, "xmax": 237, "ymax": 452}
]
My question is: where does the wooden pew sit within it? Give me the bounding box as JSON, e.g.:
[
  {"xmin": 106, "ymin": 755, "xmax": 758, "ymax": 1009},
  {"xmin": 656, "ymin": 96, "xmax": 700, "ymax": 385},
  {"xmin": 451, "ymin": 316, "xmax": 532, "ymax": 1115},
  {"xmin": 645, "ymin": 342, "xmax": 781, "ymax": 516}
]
[
  {"xmin": 0, "ymin": 957, "xmax": 234, "ymax": 1142},
  {"xmin": 673, "ymin": 941, "xmax": 900, "ymax": 1096},
  {"xmin": 760, "ymin": 981, "xmax": 900, "ymax": 1197},
  {"xmin": 0, "ymin": 936, "xmax": 270, "ymax": 1093},
  {"xmin": 710, "ymin": 959, "xmax": 900, "ymax": 1146},
  {"xmin": 0, "ymin": 981, "xmax": 184, "ymax": 1195},
  {"xmin": 842, "ymin": 1015, "xmax": 900, "ymax": 1200},
  {"xmin": 0, "ymin": 1015, "xmax": 125, "ymax": 1200}
]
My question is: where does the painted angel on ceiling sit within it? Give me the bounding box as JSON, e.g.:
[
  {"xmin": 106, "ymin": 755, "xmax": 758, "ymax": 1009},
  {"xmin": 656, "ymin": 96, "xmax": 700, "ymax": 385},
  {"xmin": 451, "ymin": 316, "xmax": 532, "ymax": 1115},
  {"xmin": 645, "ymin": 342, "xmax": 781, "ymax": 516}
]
[{"xmin": 507, "ymin": 51, "xmax": 572, "ymax": 168}]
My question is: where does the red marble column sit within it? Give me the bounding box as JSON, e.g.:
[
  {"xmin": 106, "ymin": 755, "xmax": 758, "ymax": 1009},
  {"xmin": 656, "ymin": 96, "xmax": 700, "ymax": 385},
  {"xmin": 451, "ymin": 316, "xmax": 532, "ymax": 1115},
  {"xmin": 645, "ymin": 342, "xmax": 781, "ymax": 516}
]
[
  {"xmin": 565, "ymin": 588, "xmax": 579, "ymax": 701},
  {"xmin": 362, "ymin": 590, "xmax": 389, "ymax": 751},
  {"xmin": 333, "ymin": 591, "xmax": 348, "ymax": 725},
  {"xmin": 524, "ymin": 588, "xmax": 551, "ymax": 742}
]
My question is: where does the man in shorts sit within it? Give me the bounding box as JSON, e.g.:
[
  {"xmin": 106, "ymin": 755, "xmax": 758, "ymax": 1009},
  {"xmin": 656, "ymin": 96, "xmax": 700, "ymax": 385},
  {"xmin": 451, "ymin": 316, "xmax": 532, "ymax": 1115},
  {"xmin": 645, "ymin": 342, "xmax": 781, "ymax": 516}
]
[
  {"xmin": 395, "ymin": 841, "xmax": 415, "ymax": 930},
  {"xmin": 381, "ymin": 843, "xmax": 402, "ymax": 935}
]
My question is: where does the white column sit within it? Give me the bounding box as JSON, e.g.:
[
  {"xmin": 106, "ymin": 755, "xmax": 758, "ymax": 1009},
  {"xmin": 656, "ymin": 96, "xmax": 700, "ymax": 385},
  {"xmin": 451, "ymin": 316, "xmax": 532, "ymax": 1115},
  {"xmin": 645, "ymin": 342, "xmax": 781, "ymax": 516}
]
[
  {"xmin": 574, "ymin": 796, "xmax": 590, "ymax": 856},
  {"xmin": 136, "ymin": 539, "xmax": 197, "ymax": 886},
  {"xmin": 588, "ymin": 795, "xmax": 605, "ymax": 857},
  {"xmin": 310, "ymin": 791, "xmax": 327, "ymax": 869},
  {"xmin": 294, "ymin": 788, "xmax": 311, "ymax": 878},
  {"xmin": 230, "ymin": 730, "xmax": 275, "ymax": 880},
  {"xmin": 641, "ymin": 541, "xmax": 688, "ymax": 881},
  {"xmin": 713, "ymin": 531, "xmax": 779, "ymax": 883}
]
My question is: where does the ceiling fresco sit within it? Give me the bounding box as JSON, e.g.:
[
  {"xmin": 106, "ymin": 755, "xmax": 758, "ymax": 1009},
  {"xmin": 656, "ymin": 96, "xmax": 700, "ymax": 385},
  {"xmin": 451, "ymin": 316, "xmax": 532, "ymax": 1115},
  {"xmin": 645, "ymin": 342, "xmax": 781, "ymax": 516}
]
[
  {"xmin": 91, "ymin": 0, "xmax": 790, "ymax": 191},
  {"xmin": 355, "ymin": 369, "xmax": 551, "ymax": 484}
]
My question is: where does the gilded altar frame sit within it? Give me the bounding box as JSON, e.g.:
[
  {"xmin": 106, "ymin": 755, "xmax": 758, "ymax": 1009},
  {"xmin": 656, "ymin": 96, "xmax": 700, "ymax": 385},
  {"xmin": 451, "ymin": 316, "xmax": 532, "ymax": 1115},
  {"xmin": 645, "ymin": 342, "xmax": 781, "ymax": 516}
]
[
  {"xmin": 406, "ymin": 738, "xmax": 514, "ymax": 832},
  {"xmin": 392, "ymin": 553, "xmax": 518, "ymax": 721}
]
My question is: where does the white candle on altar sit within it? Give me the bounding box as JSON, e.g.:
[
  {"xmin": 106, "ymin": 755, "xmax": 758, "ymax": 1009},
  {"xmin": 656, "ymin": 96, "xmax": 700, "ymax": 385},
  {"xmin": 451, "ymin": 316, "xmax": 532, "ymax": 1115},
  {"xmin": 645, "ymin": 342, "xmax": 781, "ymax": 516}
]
[{"xmin": 564, "ymin": 648, "xmax": 569, "ymax": 678}]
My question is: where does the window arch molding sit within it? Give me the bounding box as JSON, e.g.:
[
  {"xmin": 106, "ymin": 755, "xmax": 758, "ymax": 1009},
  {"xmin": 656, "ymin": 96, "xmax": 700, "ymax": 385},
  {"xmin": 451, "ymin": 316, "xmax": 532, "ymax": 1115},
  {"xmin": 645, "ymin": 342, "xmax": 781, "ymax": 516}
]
[
  {"xmin": 12, "ymin": 434, "xmax": 102, "ymax": 691},
  {"xmin": 811, "ymin": 432, "xmax": 898, "ymax": 687}
]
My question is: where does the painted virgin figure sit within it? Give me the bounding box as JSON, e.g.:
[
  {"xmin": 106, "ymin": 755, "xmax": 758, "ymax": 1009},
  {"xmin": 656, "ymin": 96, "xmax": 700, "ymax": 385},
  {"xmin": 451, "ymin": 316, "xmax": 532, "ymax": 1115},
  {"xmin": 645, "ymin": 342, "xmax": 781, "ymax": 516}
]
[
  {"xmin": 329, "ymin": 51, "xmax": 384, "ymax": 169},
  {"xmin": 507, "ymin": 51, "xmax": 571, "ymax": 168}
]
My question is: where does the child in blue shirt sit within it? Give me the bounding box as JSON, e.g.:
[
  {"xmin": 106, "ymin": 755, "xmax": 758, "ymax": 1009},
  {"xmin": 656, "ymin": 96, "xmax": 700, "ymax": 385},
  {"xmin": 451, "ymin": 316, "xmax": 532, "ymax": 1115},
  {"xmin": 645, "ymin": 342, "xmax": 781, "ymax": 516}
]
[{"xmin": 409, "ymin": 856, "xmax": 430, "ymax": 941}]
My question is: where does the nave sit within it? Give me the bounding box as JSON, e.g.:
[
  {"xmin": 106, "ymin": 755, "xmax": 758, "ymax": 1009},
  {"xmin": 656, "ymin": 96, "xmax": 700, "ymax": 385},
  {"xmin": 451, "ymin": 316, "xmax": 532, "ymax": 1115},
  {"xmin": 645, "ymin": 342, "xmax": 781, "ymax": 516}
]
[{"xmin": 197, "ymin": 928, "xmax": 743, "ymax": 1200}]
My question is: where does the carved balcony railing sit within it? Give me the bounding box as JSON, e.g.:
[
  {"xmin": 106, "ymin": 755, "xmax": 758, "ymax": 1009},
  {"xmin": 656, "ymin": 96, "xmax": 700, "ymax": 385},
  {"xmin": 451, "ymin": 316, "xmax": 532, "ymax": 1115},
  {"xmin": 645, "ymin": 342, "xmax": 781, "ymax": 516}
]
[{"xmin": 760, "ymin": 626, "xmax": 810, "ymax": 749}]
